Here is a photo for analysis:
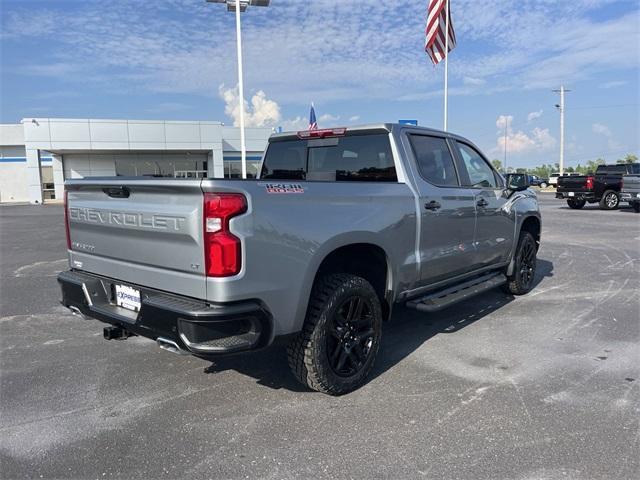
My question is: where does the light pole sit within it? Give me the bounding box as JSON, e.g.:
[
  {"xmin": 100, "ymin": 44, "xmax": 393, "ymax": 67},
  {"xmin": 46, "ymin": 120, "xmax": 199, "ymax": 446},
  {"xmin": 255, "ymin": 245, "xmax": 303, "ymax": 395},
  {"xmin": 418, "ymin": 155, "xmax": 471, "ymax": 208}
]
[
  {"xmin": 553, "ymin": 85, "xmax": 570, "ymax": 175},
  {"xmin": 503, "ymin": 116, "xmax": 508, "ymax": 173},
  {"xmin": 206, "ymin": 0, "xmax": 270, "ymax": 179}
]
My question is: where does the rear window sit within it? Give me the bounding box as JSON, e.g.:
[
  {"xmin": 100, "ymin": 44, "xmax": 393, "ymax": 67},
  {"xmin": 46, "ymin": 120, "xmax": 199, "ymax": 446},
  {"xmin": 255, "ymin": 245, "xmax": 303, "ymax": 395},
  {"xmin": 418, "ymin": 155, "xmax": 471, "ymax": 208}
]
[
  {"xmin": 597, "ymin": 164, "xmax": 627, "ymax": 174},
  {"xmin": 260, "ymin": 133, "xmax": 397, "ymax": 182}
]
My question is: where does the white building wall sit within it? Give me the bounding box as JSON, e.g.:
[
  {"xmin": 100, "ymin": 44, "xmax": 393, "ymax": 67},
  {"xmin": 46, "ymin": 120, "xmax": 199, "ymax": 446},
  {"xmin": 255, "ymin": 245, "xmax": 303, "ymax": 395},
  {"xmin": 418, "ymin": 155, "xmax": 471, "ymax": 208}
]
[
  {"xmin": 1, "ymin": 119, "xmax": 271, "ymax": 203},
  {"xmin": 0, "ymin": 126, "xmax": 29, "ymax": 202},
  {"xmin": 0, "ymin": 162, "xmax": 29, "ymax": 203}
]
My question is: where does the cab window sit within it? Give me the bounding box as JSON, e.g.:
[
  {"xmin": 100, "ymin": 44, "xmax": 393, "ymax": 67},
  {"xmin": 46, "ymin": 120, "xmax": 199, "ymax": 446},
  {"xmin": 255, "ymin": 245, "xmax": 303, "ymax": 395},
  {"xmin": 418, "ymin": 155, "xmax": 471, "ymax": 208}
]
[
  {"xmin": 454, "ymin": 142, "xmax": 498, "ymax": 188},
  {"xmin": 408, "ymin": 135, "xmax": 459, "ymax": 187}
]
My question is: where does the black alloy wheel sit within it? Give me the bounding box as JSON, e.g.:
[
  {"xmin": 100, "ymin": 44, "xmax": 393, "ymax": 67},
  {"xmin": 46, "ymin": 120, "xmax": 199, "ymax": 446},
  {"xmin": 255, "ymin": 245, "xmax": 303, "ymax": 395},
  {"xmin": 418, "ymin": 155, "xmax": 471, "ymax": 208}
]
[
  {"xmin": 287, "ymin": 273, "xmax": 382, "ymax": 395},
  {"xmin": 326, "ymin": 296, "xmax": 375, "ymax": 377},
  {"xmin": 503, "ymin": 231, "xmax": 538, "ymax": 295},
  {"xmin": 517, "ymin": 235, "xmax": 536, "ymax": 291}
]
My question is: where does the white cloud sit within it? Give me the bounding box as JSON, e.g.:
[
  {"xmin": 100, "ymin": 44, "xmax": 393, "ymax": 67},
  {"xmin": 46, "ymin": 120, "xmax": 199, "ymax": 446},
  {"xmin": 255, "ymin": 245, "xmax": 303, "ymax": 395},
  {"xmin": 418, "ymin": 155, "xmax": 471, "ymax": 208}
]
[
  {"xmin": 527, "ymin": 110, "xmax": 543, "ymax": 122},
  {"xmin": 219, "ymin": 85, "xmax": 341, "ymax": 131},
  {"xmin": 219, "ymin": 85, "xmax": 281, "ymax": 128},
  {"xmin": 592, "ymin": 122, "xmax": 622, "ymax": 150},
  {"xmin": 599, "ymin": 80, "xmax": 628, "ymax": 89},
  {"xmin": 463, "ymin": 76, "xmax": 486, "ymax": 86},
  {"xmin": 592, "ymin": 123, "xmax": 612, "ymax": 137},
  {"xmin": 349, "ymin": 115, "xmax": 361, "ymax": 123},
  {"xmin": 494, "ymin": 115, "xmax": 556, "ymax": 154},
  {"xmin": 318, "ymin": 114, "xmax": 340, "ymax": 124}
]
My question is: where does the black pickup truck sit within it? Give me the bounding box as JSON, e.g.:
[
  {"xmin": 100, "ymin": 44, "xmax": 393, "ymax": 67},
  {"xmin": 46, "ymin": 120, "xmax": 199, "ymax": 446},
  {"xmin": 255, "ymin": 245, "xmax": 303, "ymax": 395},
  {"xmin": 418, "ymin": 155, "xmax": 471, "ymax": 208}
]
[{"xmin": 556, "ymin": 163, "xmax": 640, "ymax": 209}]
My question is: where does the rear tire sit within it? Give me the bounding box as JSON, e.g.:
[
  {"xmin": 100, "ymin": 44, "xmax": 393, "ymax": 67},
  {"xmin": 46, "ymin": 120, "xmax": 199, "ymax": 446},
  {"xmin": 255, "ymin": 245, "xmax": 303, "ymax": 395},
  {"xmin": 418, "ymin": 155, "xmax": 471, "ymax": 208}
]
[
  {"xmin": 503, "ymin": 231, "xmax": 537, "ymax": 296},
  {"xmin": 633, "ymin": 202, "xmax": 640, "ymax": 213},
  {"xmin": 287, "ymin": 274, "xmax": 382, "ymax": 395},
  {"xmin": 567, "ymin": 199, "xmax": 586, "ymax": 209},
  {"xmin": 540, "ymin": 182, "xmax": 548, "ymax": 189},
  {"xmin": 599, "ymin": 190, "xmax": 619, "ymax": 210}
]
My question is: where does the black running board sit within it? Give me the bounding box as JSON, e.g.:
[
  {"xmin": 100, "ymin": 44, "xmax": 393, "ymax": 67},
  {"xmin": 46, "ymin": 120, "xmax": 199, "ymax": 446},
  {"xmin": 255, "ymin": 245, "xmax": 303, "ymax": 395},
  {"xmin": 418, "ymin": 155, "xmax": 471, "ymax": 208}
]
[{"xmin": 406, "ymin": 272, "xmax": 507, "ymax": 313}]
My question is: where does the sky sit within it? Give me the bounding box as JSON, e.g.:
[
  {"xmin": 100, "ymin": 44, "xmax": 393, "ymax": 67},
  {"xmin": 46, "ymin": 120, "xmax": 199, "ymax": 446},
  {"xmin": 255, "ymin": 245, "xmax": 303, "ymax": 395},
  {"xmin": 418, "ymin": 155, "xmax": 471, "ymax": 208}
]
[{"xmin": 1, "ymin": 0, "xmax": 638, "ymax": 169}]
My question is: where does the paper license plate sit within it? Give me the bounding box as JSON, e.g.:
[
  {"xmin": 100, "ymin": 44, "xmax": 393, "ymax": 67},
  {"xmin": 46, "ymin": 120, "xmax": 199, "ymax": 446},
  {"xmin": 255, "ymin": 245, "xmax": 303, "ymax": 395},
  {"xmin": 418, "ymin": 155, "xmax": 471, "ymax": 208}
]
[
  {"xmin": 115, "ymin": 284, "xmax": 141, "ymax": 312},
  {"xmin": 568, "ymin": 192, "xmax": 575, "ymax": 197}
]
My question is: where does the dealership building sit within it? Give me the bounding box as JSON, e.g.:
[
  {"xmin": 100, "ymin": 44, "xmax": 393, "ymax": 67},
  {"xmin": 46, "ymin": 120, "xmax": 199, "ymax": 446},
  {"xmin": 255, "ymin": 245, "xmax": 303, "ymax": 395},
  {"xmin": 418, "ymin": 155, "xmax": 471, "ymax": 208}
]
[{"xmin": 0, "ymin": 118, "xmax": 272, "ymax": 204}]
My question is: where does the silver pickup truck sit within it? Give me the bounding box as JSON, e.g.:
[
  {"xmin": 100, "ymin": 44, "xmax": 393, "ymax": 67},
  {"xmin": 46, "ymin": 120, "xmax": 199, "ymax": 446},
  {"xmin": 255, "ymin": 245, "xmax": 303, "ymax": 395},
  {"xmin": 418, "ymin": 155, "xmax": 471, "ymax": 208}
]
[
  {"xmin": 58, "ymin": 124, "xmax": 541, "ymax": 394},
  {"xmin": 621, "ymin": 174, "xmax": 640, "ymax": 212}
]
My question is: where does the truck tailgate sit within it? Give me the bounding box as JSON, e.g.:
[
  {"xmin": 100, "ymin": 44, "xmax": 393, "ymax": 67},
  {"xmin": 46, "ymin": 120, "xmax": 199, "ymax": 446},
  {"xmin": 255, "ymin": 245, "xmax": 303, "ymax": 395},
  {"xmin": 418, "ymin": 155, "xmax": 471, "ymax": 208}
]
[
  {"xmin": 66, "ymin": 178, "xmax": 206, "ymax": 299},
  {"xmin": 557, "ymin": 176, "xmax": 587, "ymax": 191}
]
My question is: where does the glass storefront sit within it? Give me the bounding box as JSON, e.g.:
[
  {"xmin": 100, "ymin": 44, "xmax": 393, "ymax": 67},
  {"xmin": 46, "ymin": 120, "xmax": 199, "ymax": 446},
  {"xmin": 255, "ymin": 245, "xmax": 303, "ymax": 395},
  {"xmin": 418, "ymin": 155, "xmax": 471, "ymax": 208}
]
[{"xmin": 115, "ymin": 157, "xmax": 208, "ymax": 178}]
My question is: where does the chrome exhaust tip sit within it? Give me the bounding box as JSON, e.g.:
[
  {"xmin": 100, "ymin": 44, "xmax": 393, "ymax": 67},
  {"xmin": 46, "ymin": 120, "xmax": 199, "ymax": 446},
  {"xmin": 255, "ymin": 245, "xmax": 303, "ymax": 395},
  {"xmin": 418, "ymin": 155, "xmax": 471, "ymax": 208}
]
[
  {"xmin": 68, "ymin": 305, "xmax": 89, "ymax": 320},
  {"xmin": 156, "ymin": 337, "xmax": 189, "ymax": 355}
]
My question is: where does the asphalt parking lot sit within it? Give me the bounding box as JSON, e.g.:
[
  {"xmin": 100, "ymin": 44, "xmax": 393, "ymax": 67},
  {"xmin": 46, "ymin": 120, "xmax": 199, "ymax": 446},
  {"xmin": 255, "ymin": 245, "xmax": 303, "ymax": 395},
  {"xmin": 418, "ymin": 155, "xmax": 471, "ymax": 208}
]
[{"xmin": 1, "ymin": 192, "xmax": 639, "ymax": 479}]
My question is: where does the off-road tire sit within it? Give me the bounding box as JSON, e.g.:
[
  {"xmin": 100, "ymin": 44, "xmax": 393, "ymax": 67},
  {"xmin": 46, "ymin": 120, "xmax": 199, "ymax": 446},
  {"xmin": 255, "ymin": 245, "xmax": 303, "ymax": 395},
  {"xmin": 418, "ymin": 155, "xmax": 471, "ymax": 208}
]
[
  {"xmin": 287, "ymin": 274, "xmax": 382, "ymax": 395},
  {"xmin": 567, "ymin": 199, "xmax": 586, "ymax": 209},
  {"xmin": 503, "ymin": 231, "xmax": 537, "ymax": 296},
  {"xmin": 599, "ymin": 190, "xmax": 619, "ymax": 210}
]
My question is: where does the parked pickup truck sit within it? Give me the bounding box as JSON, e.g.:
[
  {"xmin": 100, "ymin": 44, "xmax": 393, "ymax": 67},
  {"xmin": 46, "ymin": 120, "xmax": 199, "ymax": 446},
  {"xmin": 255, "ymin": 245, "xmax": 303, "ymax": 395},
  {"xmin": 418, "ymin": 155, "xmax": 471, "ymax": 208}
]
[
  {"xmin": 556, "ymin": 163, "xmax": 640, "ymax": 210},
  {"xmin": 621, "ymin": 174, "xmax": 640, "ymax": 212},
  {"xmin": 58, "ymin": 124, "xmax": 541, "ymax": 394}
]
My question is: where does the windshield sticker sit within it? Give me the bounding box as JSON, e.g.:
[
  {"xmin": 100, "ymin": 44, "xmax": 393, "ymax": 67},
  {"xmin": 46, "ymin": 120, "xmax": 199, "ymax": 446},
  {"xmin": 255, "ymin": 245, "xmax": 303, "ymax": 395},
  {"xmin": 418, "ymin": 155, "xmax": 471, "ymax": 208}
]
[{"xmin": 263, "ymin": 183, "xmax": 305, "ymax": 194}]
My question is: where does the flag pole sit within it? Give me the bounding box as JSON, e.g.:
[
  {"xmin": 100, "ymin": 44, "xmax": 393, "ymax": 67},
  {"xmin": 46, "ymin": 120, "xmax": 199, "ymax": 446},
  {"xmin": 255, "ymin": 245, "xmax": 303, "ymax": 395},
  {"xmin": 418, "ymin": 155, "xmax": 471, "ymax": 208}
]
[{"xmin": 443, "ymin": 0, "xmax": 449, "ymax": 132}]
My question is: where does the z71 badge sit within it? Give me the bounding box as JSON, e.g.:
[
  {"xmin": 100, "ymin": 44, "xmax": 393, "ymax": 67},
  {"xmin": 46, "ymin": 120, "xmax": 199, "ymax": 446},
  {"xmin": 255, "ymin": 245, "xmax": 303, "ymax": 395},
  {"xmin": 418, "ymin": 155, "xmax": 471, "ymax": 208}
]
[{"xmin": 263, "ymin": 183, "xmax": 305, "ymax": 194}]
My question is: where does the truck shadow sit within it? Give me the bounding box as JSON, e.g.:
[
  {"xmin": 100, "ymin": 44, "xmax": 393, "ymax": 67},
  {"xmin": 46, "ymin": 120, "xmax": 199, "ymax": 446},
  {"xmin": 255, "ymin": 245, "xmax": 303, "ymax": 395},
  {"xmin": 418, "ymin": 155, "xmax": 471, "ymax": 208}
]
[{"xmin": 203, "ymin": 259, "xmax": 554, "ymax": 393}]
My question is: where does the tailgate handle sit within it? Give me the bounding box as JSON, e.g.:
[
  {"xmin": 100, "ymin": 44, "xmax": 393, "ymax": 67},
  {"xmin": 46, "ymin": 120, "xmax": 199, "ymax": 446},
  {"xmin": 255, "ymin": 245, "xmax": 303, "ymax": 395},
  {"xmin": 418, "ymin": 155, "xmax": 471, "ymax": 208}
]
[{"xmin": 103, "ymin": 186, "xmax": 130, "ymax": 198}]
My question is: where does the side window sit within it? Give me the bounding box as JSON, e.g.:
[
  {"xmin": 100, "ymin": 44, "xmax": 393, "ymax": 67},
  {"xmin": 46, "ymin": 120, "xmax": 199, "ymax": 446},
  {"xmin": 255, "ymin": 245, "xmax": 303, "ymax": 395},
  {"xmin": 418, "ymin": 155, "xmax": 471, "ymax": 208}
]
[
  {"xmin": 408, "ymin": 135, "xmax": 458, "ymax": 187},
  {"xmin": 455, "ymin": 142, "xmax": 498, "ymax": 188}
]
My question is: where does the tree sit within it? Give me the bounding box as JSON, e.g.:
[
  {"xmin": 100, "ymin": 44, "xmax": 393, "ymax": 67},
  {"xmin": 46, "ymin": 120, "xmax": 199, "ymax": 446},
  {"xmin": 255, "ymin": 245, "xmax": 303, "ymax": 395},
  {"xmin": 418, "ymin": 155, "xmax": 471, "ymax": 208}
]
[
  {"xmin": 622, "ymin": 153, "xmax": 638, "ymax": 164},
  {"xmin": 491, "ymin": 159, "xmax": 503, "ymax": 172}
]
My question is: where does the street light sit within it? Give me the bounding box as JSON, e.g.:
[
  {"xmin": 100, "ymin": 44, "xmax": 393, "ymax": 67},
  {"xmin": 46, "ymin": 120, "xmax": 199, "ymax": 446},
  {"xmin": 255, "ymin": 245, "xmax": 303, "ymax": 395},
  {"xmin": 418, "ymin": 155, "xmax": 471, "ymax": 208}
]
[{"xmin": 206, "ymin": 0, "xmax": 271, "ymax": 179}]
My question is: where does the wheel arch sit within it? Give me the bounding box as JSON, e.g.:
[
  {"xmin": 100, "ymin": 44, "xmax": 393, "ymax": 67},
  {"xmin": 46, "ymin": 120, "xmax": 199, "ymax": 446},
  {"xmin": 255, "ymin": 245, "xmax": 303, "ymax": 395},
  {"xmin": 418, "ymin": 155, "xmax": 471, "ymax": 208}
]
[
  {"xmin": 304, "ymin": 241, "xmax": 394, "ymax": 324},
  {"xmin": 507, "ymin": 214, "xmax": 541, "ymax": 276},
  {"xmin": 519, "ymin": 215, "xmax": 541, "ymax": 250}
]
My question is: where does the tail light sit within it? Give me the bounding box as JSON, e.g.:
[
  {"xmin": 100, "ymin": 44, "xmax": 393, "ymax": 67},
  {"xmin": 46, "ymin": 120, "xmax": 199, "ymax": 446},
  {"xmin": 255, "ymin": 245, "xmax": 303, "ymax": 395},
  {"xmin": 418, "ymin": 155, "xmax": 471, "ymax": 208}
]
[
  {"xmin": 586, "ymin": 176, "xmax": 594, "ymax": 190},
  {"xmin": 64, "ymin": 189, "xmax": 71, "ymax": 250},
  {"xmin": 297, "ymin": 128, "xmax": 346, "ymax": 139},
  {"xmin": 203, "ymin": 193, "xmax": 247, "ymax": 277}
]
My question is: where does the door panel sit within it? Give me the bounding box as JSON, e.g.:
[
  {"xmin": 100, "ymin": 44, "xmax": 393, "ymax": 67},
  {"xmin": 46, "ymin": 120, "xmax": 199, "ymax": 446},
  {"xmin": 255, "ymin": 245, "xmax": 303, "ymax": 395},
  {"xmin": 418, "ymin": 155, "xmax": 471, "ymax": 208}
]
[
  {"xmin": 402, "ymin": 133, "xmax": 478, "ymax": 286},
  {"xmin": 452, "ymin": 141, "xmax": 514, "ymax": 266},
  {"xmin": 474, "ymin": 189, "xmax": 514, "ymax": 266}
]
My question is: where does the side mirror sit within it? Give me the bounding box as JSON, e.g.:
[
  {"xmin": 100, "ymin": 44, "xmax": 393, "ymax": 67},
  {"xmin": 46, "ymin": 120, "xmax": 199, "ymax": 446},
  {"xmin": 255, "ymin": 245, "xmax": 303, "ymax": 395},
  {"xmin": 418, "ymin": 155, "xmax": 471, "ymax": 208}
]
[{"xmin": 505, "ymin": 173, "xmax": 530, "ymax": 192}]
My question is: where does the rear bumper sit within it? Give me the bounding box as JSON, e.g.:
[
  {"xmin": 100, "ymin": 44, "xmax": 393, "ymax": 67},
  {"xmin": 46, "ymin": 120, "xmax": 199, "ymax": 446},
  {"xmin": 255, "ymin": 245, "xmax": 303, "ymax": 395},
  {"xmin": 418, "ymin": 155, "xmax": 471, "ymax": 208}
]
[
  {"xmin": 58, "ymin": 270, "xmax": 272, "ymax": 355},
  {"xmin": 556, "ymin": 191, "xmax": 595, "ymax": 201}
]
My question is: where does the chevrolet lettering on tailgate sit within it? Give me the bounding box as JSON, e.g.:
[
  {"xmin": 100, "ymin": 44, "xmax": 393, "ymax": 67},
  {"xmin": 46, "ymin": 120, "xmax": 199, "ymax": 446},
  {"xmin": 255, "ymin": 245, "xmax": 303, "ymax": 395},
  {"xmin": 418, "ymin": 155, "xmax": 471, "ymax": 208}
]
[{"xmin": 69, "ymin": 207, "xmax": 186, "ymax": 231}]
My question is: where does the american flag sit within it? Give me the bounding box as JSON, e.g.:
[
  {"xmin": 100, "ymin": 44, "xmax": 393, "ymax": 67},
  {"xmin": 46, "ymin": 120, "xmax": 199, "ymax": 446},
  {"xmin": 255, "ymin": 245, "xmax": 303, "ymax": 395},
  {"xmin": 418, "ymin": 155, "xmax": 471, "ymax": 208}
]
[
  {"xmin": 309, "ymin": 103, "xmax": 318, "ymax": 131},
  {"xmin": 425, "ymin": 0, "xmax": 456, "ymax": 65}
]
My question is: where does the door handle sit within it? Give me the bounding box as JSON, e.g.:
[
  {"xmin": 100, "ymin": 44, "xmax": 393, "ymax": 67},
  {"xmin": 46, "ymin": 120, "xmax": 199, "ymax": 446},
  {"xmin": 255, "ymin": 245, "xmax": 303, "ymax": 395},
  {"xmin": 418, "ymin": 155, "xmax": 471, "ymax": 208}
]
[
  {"xmin": 424, "ymin": 200, "xmax": 441, "ymax": 211},
  {"xmin": 476, "ymin": 198, "xmax": 489, "ymax": 208}
]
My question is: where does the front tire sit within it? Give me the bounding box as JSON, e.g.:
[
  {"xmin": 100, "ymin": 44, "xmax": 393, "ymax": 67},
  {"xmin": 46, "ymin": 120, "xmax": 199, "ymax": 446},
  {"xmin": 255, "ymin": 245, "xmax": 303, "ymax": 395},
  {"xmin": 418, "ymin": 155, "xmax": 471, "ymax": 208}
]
[
  {"xmin": 599, "ymin": 190, "xmax": 620, "ymax": 210},
  {"xmin": 633, "ymin": 202, "xmax": 640, "ymax": 213},
  {"xmin": 504, "ymin": 231, "xmax": 537, "ymax": 295},
  {"xmin": 567, "ymin": 199, "xmax": 586, "ymax": 209},
  {"xmin": 287, "ymin": 274, "xmax": 382, "ymax": 395}
]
